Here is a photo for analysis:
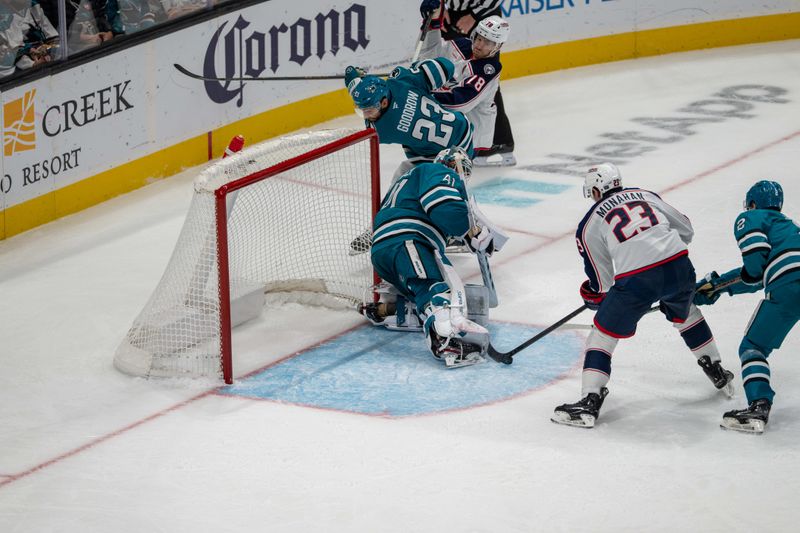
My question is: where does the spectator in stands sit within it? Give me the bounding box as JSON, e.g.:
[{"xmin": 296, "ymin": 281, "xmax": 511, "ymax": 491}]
[
  {"xmin": 0, "ymin": 0, "xmax": 60, "ymax": 79},
  {"xmin": 159, "ymin": 0, "xmax": 210, "ymax": 21},
  {"xmin": 38, "ymin": 0, "xmax": 114, "ymax": 54},
  {"xmin": 107, "ymin": 0, "xmax": 164, "ymax": 35}
]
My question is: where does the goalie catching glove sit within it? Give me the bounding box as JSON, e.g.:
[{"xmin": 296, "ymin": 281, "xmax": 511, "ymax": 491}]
[
  {"xmin": 466, "ymin": 225, "xmax": 495, "ymax": 256},
  {"xmin": 579, "ymin": 280, "xmax": 605, "ymax": 310},
  {"xmin": 462, "ymin": 196, "xmax": 504, "ymax": 257}
]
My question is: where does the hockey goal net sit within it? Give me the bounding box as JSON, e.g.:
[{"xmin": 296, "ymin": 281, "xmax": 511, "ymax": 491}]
[{"xmin": 114, "ymin": 128, "xmax": 380, "ymax": 384}]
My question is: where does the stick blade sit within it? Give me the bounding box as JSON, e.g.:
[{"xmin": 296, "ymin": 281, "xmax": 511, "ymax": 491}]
[{"xmin": 487, "ymin": 345, "xmax": 513, "ymax": 364}]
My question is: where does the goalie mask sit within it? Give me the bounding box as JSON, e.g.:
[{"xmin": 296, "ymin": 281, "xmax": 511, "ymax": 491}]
[
  {"xmin": 583, "ymin": 163, "xmax": 622, "ymax": 199},
  {"xmin": 434, "ymin": 146, "xmax": 473, "ymax": 181},
  {"xmin": 745, "ymin": 180, "xmax": 783, "ymax": 211}
]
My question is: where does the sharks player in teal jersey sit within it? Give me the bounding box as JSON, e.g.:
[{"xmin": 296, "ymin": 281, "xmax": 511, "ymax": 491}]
[
  {"xmin": 344, "ymin": 59, "xmax": 476, "ymax": 256},
  {"xmin": 365, "ymin": 147, "xmax": 497, "ymax": 368},
  {"xmin": 344, "ymin": 59, "xmax": 475, "ymax": 179},
  {"xmin": 695, "ymin": 180, "xmax": 800, "ymax": 433}
]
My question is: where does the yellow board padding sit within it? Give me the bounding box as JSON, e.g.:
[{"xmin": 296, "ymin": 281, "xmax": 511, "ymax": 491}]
[
  {"xmin": 2, "ymin": 90, "xmax": 354, "ymax": 239},
  {"xmin": 2, "ymin": 134, "xmax": 208, "ymax": 239},
  {"xmin": 499, "ymin": 12, "xmax": 800, "ymax": 80},
  {"xmin": 3, "ymin": 12, "xmax": 800, "ymax": 239},
  {"xmin": 209, "ymin": 89, "xmax": 353, "ymax": 161}
]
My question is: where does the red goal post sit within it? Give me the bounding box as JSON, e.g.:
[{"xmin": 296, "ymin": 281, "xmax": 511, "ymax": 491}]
[{"xmin": 115, "ymin": 129, "xmax": 380, "ymax": 384}]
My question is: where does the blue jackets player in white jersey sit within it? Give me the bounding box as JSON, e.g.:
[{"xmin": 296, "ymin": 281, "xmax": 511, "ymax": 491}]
[
  {"xmin": 365, "ymin": 147, "xmax": 498, "ymax": 368},
  {"xmin": 551, "ymin": 163, "xmax": 734, "ymax": 428},
  {"xmin": 417, "ymin": 10, "xmax": 512, "ymax": 166},
  {"xmin": 694, "ymin": 180, "xmax": 800, "ymax": 433},
  {"xmin": 344, "ymin": 58, "xmax": 474, "ymax": 180}
]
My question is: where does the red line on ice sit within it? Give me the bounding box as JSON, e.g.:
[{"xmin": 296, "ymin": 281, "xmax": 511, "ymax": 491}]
[{"xmin": 2, "ymin": 129, "xmax": 797, "ymax": 489}]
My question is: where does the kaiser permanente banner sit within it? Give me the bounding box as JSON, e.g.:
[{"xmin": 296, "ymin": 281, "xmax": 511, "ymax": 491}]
[
  {"xmin": 501, "ymin": 0, "xmax": 800, "ymax": 50},
  {"xmin": 1, "ymin": 0, "xmax": 799, "ymax": 238}
]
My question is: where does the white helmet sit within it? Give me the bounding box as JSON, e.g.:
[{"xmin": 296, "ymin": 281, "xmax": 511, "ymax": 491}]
[
  {"xmin": 472, "ymin": 16, "xmax": 510, "ymax": 54},
  {"xmin": 583, "ymin": 163, "xmax": 622, "ymax": 199}
]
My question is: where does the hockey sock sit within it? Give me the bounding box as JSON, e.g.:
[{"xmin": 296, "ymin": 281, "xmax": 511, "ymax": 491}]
[
  {"xmin": 581, "ymin": 328, "xmax": 618, "ymax": 397},
  {"xmin": 740, "ymin": 349, "xmax": 775, "ymax": 404},
  {"xmin": 676, "ymin": 307, "xmax": 721, "ymax": 362}
]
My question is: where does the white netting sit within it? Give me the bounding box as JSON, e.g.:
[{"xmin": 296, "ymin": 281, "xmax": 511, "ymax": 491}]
[{"xmin": 114, "ymin": 129, "xmax": 376, "ymax": 380}]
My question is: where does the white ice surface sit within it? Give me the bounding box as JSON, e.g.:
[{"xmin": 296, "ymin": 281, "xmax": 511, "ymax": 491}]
[{"xmin": 1, "ymin": 40, "xmax": 800, "ymax": 532}]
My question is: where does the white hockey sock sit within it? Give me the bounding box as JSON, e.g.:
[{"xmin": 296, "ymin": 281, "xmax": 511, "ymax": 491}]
[{"xmin": 581, "ymin": 327, "xmax": 618, "ymax": 397}]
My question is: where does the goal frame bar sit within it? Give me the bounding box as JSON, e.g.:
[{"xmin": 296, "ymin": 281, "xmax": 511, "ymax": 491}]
[{"xmin": 215, "ymin": 129, "xmax": 380, "ymax": 384}]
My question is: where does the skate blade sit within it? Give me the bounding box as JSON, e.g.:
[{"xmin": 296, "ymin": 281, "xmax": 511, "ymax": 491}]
[
  {"xmin": 445, "ymin": 245, "xmax": 472, "ymax": 254},
  {"xmin": 444, "ymin": 354, "xmax": 486, "ymax": 369},
  {"xmin": 384, "ymin": 322, "xmax": 423, "ymax": 332},
  {"xmin": 719, "ymin": 381, "xmax": 735, "ymax": 398},
  {"xmin": 720, "ymin": 418, "xmax": 766, "ymax": 434},
  {"xmin": 473, "ymin": 154, "xmax": 517, "ymax": 167},
  {"xmin": 550, "ymin": 411, "xmax": 595, "ymax": 428}
]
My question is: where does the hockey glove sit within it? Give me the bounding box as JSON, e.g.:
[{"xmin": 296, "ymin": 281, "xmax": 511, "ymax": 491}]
[
  {"xmin": 693, "ymin": 271, "xmax": 725, "ymax": 306},
  {"xmin": 579, "ymin": 280, "xmax": 605, "ymax": 311},
  {"xmin": 466, "ymin": 225, "xmax": 495, "ymax": 256},
  {"xmin": 694, "ymin": 268, "xmax": 759, "ymax": 306},
  {"xmin": 344, "ymin": 65, "xmax": 367, "ymax": 87},
  {"xmin": 420, "ymin": 0, "xmax": 444, "ymax": 28}
]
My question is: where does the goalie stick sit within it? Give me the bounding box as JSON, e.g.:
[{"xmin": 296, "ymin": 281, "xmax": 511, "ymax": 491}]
[
  {"xmin": 487, "ymin": 275, "xmax": 742, "ymax": 364},
  {"xmin": 173, "ymin": 63, "xmax": 390, "ymax": 82},
  {"xmin": 476, "ymin": 251, "xmax": 498, "ymax": 308}
]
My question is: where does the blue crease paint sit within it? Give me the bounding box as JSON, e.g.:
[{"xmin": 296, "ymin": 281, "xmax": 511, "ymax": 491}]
[{"xmin": 221, "ymin": 322, "xmax": 584, "ymax": 416}]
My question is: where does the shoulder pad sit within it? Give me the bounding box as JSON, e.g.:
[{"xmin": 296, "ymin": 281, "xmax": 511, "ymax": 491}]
[{"xmin": 475, "ymin": 56, "xmax": 502, "ymax": 78}]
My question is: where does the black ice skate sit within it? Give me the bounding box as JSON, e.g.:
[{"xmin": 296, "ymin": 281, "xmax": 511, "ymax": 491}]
[
  {"xmin": 697, "ymin": 355, "xmax": 735, "ymax": 397},
  {"xmin": 721, "ymin": 399, "xmax": 771, "ymax": 434},
  {"xmin": 551, "ymin": 387, "xmax": 609, "ymax": 428},
  {"xmin": 358, "ymin": 302, "xmax": 392, "ymax": 326},
  {"xmin": 473, "ymin": 144, "xmax": 516, "ymax": 167},
  {"xmin": 428, "ymin": 330, "xmax": 485, "ymax": 369}
]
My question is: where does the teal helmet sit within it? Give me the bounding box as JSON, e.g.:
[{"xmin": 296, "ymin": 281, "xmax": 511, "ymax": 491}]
[
  {"xmin": 745, "ymin": 180, "xmax": 783, "ymax": 211},
  {"xmin": 348, "ymin": 75, "xmax": 389, "ymax": 110}
]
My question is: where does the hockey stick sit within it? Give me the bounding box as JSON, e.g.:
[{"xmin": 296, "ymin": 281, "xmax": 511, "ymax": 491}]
[
  {"xmin": 487, "ymin": 276, "xmax": 743, "ymax": 364},
  {"xmin": 487, "ymin": 305, "xmax": 588, "ymax": 364},
  {"xmin": 173, "ymin": 63, "xmax": 390, "ymax": 82},
  {"xmin": 488, "ymin": 302, "xmax": 656, "ymax": 362},
  {"xmin": 696, "ymin": 275, "xmax": 742, "ymax": 294},
  {"xmin": 412, "ymin": 12, "xmax": 435, "ymax": 63}
]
